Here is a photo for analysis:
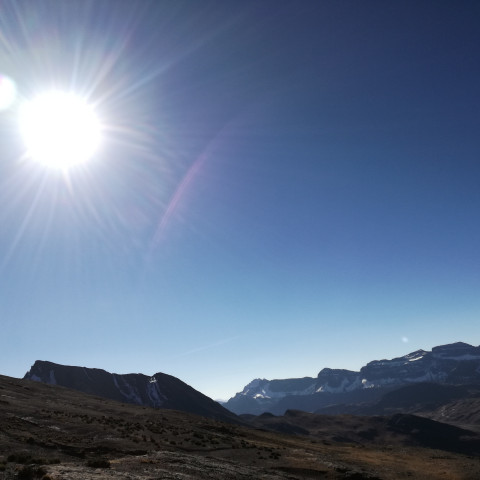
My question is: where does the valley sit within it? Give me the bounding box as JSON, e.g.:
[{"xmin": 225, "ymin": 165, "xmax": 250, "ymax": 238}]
[{"xmin": 1, "ymin": 374, "xmax": 480, "ymax": 479}]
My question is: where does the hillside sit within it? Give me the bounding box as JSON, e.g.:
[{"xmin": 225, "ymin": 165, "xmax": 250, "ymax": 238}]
[
  {"xmin": 2, "ymin": 374, "xmax": 480, "ymax": 479},
  {"xmin": 24, "ymin": 360, "xmax": 238, "ymax": 424}
]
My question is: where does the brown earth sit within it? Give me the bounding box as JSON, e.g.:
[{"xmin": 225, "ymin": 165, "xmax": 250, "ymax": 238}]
[{"xmin": 1, "ymin": 374, "xmax": 480, "ymax": 479}]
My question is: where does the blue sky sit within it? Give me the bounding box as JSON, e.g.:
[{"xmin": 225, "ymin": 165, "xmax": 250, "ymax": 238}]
[{"xmin": 1, "ymin": 0, "xmax": 480, "ymax": 400}]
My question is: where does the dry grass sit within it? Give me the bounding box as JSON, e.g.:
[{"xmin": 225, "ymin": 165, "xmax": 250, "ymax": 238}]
[{"xmin": 1, "ymin": 375, "xmax": 480, "ymax": 479}]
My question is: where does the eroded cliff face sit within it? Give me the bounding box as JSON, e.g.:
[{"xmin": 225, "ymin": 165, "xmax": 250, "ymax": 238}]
[
  {"xmin": 24, "ymin": 360, "xmax": 239, "ymax": 423},
  {"xmin": 224, "ymin": 342, "xmax": 480, "ymax": 415}
]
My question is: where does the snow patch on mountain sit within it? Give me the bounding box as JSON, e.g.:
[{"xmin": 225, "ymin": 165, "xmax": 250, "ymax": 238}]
[
  {"xmin": 240, "ymin": 378, "xmax": 269, "ymax": 396},
  {"xmin": 146, "ymin": 377, "xmax": 166, "ymax": 407},
  {"xmin": 224, "ymin": 342, "xmax": 480, "ymax": 415},
  {"xmin": 252, "ymin": 382, "xmax": 316, "ymax": 399},
  {"xmin": 405, "ymin": 350, "xmax": 427, "ymax": 362},
  {"xmin": 316, "ymin": 376, "xmax": 362, "ymax": 393}
]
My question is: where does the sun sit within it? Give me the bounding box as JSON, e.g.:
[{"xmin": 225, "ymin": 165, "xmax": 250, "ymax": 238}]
[{"xmin": 19, "ymin": 91, "xmax": 101, "ymax": 169}]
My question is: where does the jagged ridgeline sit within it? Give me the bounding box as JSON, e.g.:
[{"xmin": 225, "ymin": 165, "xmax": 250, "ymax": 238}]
[{"xmin": 223, "ymin": 342, "xmax": 480, "ymax": 415}]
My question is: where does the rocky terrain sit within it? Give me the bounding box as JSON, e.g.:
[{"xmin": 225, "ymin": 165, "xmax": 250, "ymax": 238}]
[
  {"xmin": 24, "ymin": 361, "xmax": 237, "ymax": 424},
  {"xmin": 2, "ymin": 374, "xmax": 480, "ymax": 479},
  {"xmin": 224, "ymin": 342, "xmax": 480, "ymax": 415}
]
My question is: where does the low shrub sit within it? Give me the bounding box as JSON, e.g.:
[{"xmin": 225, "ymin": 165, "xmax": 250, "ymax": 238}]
[
  {"xmin": 86, "ymin": 458, "xmax": 110, "ymax": 469},
  {"xmin": 7, "ymin": 455, "xmax": 59, "ymax": 466},
  {"xmin": 16, "ymin": 465, "xmax": 47, "ymax": 479},
  {"xmin": 8, "ymin": 454, "xmax": 30, "ymax": 464}
]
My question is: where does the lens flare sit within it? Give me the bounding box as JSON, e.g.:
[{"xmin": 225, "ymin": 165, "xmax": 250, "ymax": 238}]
[
  {"xmin": 0, "ymin": 74, "xmax": 17, "ymax": 110},
  {"xmin": 19, "ymin": 91, "xmax": 101, "ymax": 169}
]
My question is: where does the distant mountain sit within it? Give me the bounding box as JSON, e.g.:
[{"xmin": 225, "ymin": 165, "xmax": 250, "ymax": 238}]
[
  {"xmin": 24, "ymin": 360, "xmax": 239, "ymax": 423},
  {"xmin": 4, "ymin": 373, "xmax": 480, "ymax": 479},
  {"xmin": 224, "ymin": 342, "xmax": 480, "ymax": 415}
]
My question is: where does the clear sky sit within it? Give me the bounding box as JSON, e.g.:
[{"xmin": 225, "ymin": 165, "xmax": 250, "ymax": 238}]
[{"xmin": 1, "ymin": 0, "xmax": 480, "ymax": 401}]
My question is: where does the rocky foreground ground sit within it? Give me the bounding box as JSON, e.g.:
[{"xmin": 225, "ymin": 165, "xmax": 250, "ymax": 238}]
[{"xmin": 1, "ymin": 374, "xmax": 480, "ymax": 479}]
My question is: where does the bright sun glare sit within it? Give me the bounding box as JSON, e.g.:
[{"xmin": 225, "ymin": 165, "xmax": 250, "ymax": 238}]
[{"xmin": 19, "ymin": 91, "xmax": 101, "ymax": 169}]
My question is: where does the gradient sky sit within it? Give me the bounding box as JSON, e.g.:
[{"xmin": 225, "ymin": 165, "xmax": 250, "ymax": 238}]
[{"xmin": 1, "ymin": 1, "xmax": 480, "ymax": 401}]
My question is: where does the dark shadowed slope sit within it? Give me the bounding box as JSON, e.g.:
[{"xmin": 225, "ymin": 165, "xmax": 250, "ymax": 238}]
[
  {"xmin": 246, "ymin": 409, "xmax": 480, "ymax": 456},
  {"xmin": 24, "ymin": 360, "xmax": 239, "ymax": 424},
  {"xmin": 2, "ymin": 374, "xmax": 480, "ymax": 479}
]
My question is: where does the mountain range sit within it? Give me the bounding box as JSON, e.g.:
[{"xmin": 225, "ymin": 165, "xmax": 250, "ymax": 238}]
[
  {"xmin": 23, "ymin": 342, "xmax": 480, "ymax": 422},
  {"xmin": 24, "ymin": 360, "xmax": 238, "ymax": 424},
  {"xmin": 12, "ymin": 341, "xmax": 480, "ymax": 478},
  {"xmin": 4, "ymin": 372, "xmax": 480, "ymax": 479},
  {"xmin": 223, "ymin": 342, "xmax": 480, "ymax": 415}
]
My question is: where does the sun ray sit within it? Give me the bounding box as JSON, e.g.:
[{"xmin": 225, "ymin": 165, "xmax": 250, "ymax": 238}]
[{"xmin": 19, "ymin": 91, "xmax": 101, "ymax": 169}]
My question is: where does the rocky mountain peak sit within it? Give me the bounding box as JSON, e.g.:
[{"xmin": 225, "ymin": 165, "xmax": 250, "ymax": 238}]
[
  {"xmin": 432, "ymin": 342, "xmax": 480, "ymax": 357},
  {"xmin": 224, "ymin": 342, "xmax": 480, "ymax": 415},
  {"xmin": 25, "ymin": 360, "xmax": 239, "ymax": 423}
]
